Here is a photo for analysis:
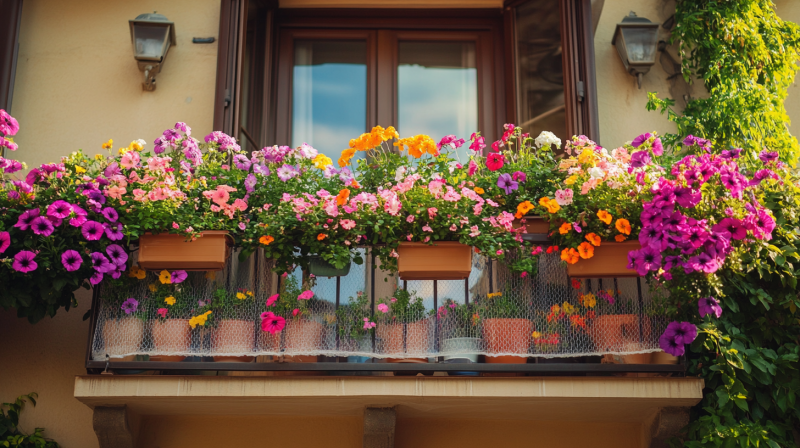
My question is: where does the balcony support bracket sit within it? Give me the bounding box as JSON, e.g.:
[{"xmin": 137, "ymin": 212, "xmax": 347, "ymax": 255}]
[
  {"xmin": 363, "ymin": 407, "xmax": 396, "ymax": 448},
  {"xmin": 647, "ymin": 406, "xmax": 690, "ymax": 448},
  {"xmin": 93, "ymin": 405, "xmax": 137, "ymax": 448}
]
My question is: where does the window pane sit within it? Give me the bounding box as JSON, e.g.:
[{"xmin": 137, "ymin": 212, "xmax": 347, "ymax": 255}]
[
  {"xmin": 516, "ymin": 0, "xmax": 566, "ymax": 140},
  {"xmin": 292, "ymin": 41, "xmax": 367, "ymax": 160},
  {"xmin": 398, "ymin": 42, "xmax": 478, "ymax": 161}
]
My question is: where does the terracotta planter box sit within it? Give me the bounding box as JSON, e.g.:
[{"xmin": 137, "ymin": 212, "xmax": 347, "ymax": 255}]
[
  {"xmin": 284, "ymin": 319, "xmax": 323, "ymax": 353},
  {"xmin": 377, "ymin": 323, "xmax": 404, "ymax": 354},
  {"xmin": 482, "ymin": 318, "xmax": 533, "ymax": 355},
  {"xmin": 103, "ymin": 318, "xmax": 144, "ymax": 357},
  {"xmin": 512, "ymin": 215, "xmax": 550, "ymax": 235},
  {"xmin": 138, "ymin": 231, "xmax": 230, "ymax": 271},
  {"xmin": 152, "ymin": 319, "xmax": 190, "ymax": 359},
  {"xmin": 566, "ymin": 241, "xmax": 642, "ymax": 278},
  {"xmin": 377, "ymin": 320, "xmax": 430, "ymax": 359},
  {"xmin": 397, "ymin": 242, "xmax": 472, "ymax": 280},
  {"xmin": 588, "ymin": 314, "xmax": 652, "ymax": 353},
  {"xmin": 212, "ymin": 319, "xmax": 255, "ymax": 362}
]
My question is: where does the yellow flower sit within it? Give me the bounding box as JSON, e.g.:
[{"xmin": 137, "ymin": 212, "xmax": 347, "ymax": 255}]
[
  {"xmin": 128, "ymin": 265, "xmax": 146, "ymax": 279},
  {"xmin": 544, "ymin": 199, "xmax": 560, "ymax": 214},
  {"xmin": 246, "ymin": 291, "xmax": 254, "ymax": 297},
  {"xmin": 128, "ymin": 140, "xmax": 144, "ymax": 152},
  {"xmin": 102, "ymin": 139, "xmax": 113, "ymax": 150},
  {"xmin": 597, "ymin": 210, "xmax": 612, "ymax": 225},
  {"xmin": 577, "ymin": 148, "xmax": 596, "ymax": 165},
  {"xmin": 75, "ymin": 166, "xmax": 86, "ymax": 174},
  {"xmin": 312, "ymin": 154, "xmax": 333, "ymax": 169},
  {"xmin": 189, "ymin": 311, "xmax": 213, "ymax": 329},
  {"xmin": 118, "ymin": 147, "xmax": 129, "ymax": 155},
  {"xmin": 562, "ymin": 302, "xmax": 576, "ymax": 315},
  {"xmin": 394, "ymin": 135, "xmax": 437, "ymax": 158},
  {"xmin": 531, "ymin": 331, "xmax": 542, "ymax": 339},
  {"xmin": 94, "ymin": 154, "xmax": 104, "ymax": 161},
  {"xmin": 487, "ymin": 292, "xmax": 502, "ymax": 298},
  {"xmin": 148, "ymin": 284, "xmax": 157, "ymax": 292},
  {"xmin": 236, "ymin": 292, "xmax": 247, "ymax": 300},
  {"xmin": 159, "ymin": 270, "xmax": 172, "ymax": 284},
  {"xmin": 582, "ymin": 293, "xmax": 596, "ymax": 308},
  {"xmin": 164, "ymin": 296, "xmax": 176, "ymax": 306},
  {"xmin": 564, "ymin": 175, "xmax": 577, "ymax": 185}
]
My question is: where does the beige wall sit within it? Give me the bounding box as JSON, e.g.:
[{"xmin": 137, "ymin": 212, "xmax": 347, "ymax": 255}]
[
  {"xmin": 775, "ymin": 0, "xmax": 800, "ymax": 138},
  {"xmin": 0, "ymin": 289, "xmax": 98, "ymax": 448},
  {"xmin": 9, "ymin": 0, "xmax": 220, "ymax": 170}
]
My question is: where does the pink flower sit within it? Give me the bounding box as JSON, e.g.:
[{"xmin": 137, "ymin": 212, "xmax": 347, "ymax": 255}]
[
  {"xmin": 341, "ymin": 219, "xmax": 356, "ymax": 230},
  {"xmin": 406, "ymin": 215, "xmax": 415, "ymax": 223},
  {"xmin": 384, "ymin": 193, "xmax": 402, "ymax": 216},
  {"xmin": 261, "ymin": 311, "xmax": 286, "ymax": 334},
  {"xmin": 232, "ymin": 198, "xmax": 248, "ymax": 211},
  {"xmin": 120, "ymin": 151, "xmax": 140, "ymax": 169},
  {"xmin": 390, "ymin": 250, "xmax": 399, "ymax": 258},
  {"xmin": 211, "ymin": 188, "xmax": 230, "ymax": 205},
  {"xmin": 390, "ymin": 297, "xmax": 397, "ymax": 303},
  {"xmin": 377, "ymin": 303, "xmax": 389, "ymax": 313},
  {"xmin": 572, "ymin": 222, "xmax": 582, "ymax": 233},
  {"xmin": 292, "ymin": 308, "xmax": 300, "ymax": 316},
  {"xmin": 449, "ymin": 224, "xmax": 457, "ymax": 231},
  {"xmin": 298, "ymin": 290, "xmax": 314, "ymax": 300},
  {"xmin": 468, "ymin": 160, "xmax": 478, "ymax": 176},
  {"xmin": 266, "ymin": 294, "xmax": 279, "ymax": 307},
  {"xmin": 427, "ymin": 207, "xmax": 438, "ymax": 219},
  {"xmin": 363, "ymin": 318, "xmax": 376, "ymax": 329},
  {"xmin": 469, "ymin": 226, "xmax": 480, "ymax": 237},
  {"xmin": 496, "ymin": 249, "xmax": 504, "ymax": 255},
  {"xmin": 157, "ymin": 308, "xmax": 168, "ymax": 318},
  {"xmin": 554, "ymin": 189, "xmax": 573, "ymax": 206},
  {"xmin": 172, "ymin": 222, "xmax": 180, "ymax": 229},
  {"xmin": 532, "ymin": 246, "xmax": 543, "ymax": 255},
  {"xmin": 324, "ymin": 200, "xmax": 339, "ymax": 217},
  {"xmin": 520, "ymin": 272, "xmax": 528, "ymax": 278},
  {"xmin": 422, "ymin": 225, "xmax": 433, "ymax": 232},
  {"xmin": 105, "ymin": 185, "xmax": 126, "ymax": 200},
  {"xmin": 238, "ymin": 222, "xmax": 246, "ymax": 230}
]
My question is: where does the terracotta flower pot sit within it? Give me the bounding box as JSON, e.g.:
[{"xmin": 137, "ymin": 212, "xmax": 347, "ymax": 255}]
[
  {"xmin": 512, "ymin": 215, "xmax": 550, "ymax": 234},
  {"xmin": 284, "ymin": 319, "xmax": 323, "ymax": 353},
  {"xmin": 212, "ymin": 319, "xmax": 255, "ymax": 362},
  {"xmin": 397, "ymin": 242, "xmax": 472, "ymax": 280},
  {"xmin": 566, "ymin": 241, "xmax": 641, "ymax": 278},
  {"xmin": 103, "ymin": 318, "xmax": 144, "ymax": 357},
  {"xmin": 482, "ymin": 318, "xmax": 532, "ymax": 356},
  {"xmin": 405, "ymin": 320, "xmax": 430, "ymax": 354},
  {"xmin": 138, "ymin": 231, "xmax": 231, "ymax": 271},
  {"xmin": 588, "ymin": 314, "xmax": 652, "ymax": 353},
  {"xmin": 257, "ymin": 330, "xmax": 282, "ymax": 353},
  {"xmin": 377, "ymin": 323, "xmax": 404, "ymax": 354},
  {"xmin": 151, "ymin": 319, "xmax": 190, "ymax": 361}
]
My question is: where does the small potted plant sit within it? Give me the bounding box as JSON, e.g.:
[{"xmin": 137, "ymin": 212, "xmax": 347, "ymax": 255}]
[
  {"xmin": 260, "ymin": 274, "xmax": 324, "ymax": 361},
  {"xmin": 209, "ymin": 285, "xmax": 257, "ymax": 362},
  {"xmin": 145, "ymin": 268, "xmax": 192, "ymax": 362},
  {"xmin": 100, "ymin": 277, "xmax": 147, "ymax": 359},
  {"xmin": 438, "ymin": 299, "xmax": 481, "ymax": 363},
  {"xmin": 474, "ymin": 291, "xmax": 532, "ymax": 363},
  {"xmin": 335, "ymin": 290, "xmax": 376, "ymax": 363},
  {"xmin": 586, "ymin": 287, "xmax": 651, "ymax": 359},
  {"xmin": 375, "ymin": 288, "xmax": 433, "ymax": 362}
]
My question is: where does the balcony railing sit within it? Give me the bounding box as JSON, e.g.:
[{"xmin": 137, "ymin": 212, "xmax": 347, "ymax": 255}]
[{"xmin": 85, "ymin": 247, "xmax": 683, "ymax": 376}]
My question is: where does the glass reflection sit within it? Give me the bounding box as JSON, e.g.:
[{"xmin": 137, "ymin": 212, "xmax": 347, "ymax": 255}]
[
  {"xmin": 292, "ymin": 41, "xmax": 367, "ymax": 161},
  {"xmin": 398, "ymin": 42, "xmax": 478, "ymax": 161}
]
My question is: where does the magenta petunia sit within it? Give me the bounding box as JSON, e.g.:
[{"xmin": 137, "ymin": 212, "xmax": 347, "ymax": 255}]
[
  {"xmin": 101, "ymin": 207, "xmax": 119, "ymax": 222},
  {"xmin": 121, "ymin": 298, "xmax": 139, "ymax": 315},
  {"xmin": 47, "ymin": 200, "xmax": 73, "ymax": 219},
  {"xmin": 0, "ymin": 231, "xmax": 10, "ymax": 254},
  {"xmin": 90, "ymin": 252, "xmax": 116, "ymax": 273},
  {"xmin": 81, "ymin": 220, "xmax": 104, "ymax": 241},
  {"xmin": 103, "ymin": 222, "xmax": 124, "ymax": 241},
  {"xmin": 90, "ymin": 272, "xmax": 104, "ymax": 285},
  {"xmin": 0, "ymin": 109, "xmax": 20, "ymax": 136},
  {"xmin": 698, "ymin": 296, "xmax": 722, "ymax": 319},
  {"xmin": 61, "ymin": 250, "xmax": 83, "ymax": 272},
  {"xmin": 260, "ymin": 311, "xmax": 286, "ymax": 334},
  {"xmin": 14, "ymin": 209, "xmax": 40, "ymax": 231},
  {"xmin": 12, "ymin": 250, "xmax": 37, "ymax": 273},
  {"xmin": 29, "ymin": 216, "xmax": 55, "ymax": 237},
  {"xmin": 105, "ymin": 244, "xmax": 128, "ymax": 266},
  {"xmin": 170, "ymin": 270, "xmax": 188, "ymax": 284}
]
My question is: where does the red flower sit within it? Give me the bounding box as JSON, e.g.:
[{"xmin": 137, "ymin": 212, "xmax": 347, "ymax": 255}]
[{"xmin": 486, "ymin": 153, "xmax": 505, "ymax": 171}]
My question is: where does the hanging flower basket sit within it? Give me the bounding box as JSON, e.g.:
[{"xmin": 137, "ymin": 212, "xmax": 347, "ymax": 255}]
[
  {"xmin": 138, "ymin": 231, "xmax": 231, "ymax": 271},
  {"xmin": 397, "ymin": 242, "xmax": 472, "ymax": 280},
  {"xmin": 307, "ymin": 255, "xmax": 351, "ymax": 277},
  {"xmin": 566, "ymin": 241, "xmax": 641, "ymax": 278}
]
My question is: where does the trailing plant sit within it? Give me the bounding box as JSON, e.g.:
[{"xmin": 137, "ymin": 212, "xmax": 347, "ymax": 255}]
[{"xmin": 0, "ymin": 393, "xmax": 59, "ymax": 448}]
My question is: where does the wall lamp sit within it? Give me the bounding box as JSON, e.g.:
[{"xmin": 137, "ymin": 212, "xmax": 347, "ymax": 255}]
[
  {"xmin": 612, "ymin": 12, "xmax": 659, "ymax": 89},
  {"xmin": 129, "ymin": 12, "xmax": 176, "ymax": 91}
]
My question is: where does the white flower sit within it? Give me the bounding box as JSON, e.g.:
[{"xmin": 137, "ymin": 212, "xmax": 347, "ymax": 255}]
[
  {"xmin": 588, "ymin": 167, "xmax": 605, "ymax": 179},
  {"xmin": 395, "ymin": 166, "xmax": 407, "ymax": 181},
  {"xmin": 298, "ymin": 143, "xmax": 318, "ymax": 159},
  {"xmin": 535, "ymin": 131, "xmax": 562, "ymax": 149}
]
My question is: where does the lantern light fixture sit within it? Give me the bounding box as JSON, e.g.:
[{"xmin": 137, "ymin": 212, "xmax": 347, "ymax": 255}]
[
  {"xmin": 611, "ymin": 12, "xmax": 659, "ymax": 89},
  {"xmin": 129, "ymin": 12, "xmax": 176, "ymax": 91}
]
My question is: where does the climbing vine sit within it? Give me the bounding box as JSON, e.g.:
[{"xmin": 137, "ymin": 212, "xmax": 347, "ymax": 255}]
[
  {"xmin": 646, "ymin": 1, "xmax": 800, "ymax": 446},
  {"xmin": 1, "ymin": 393, "xmax": 60, "ymax": 448}
]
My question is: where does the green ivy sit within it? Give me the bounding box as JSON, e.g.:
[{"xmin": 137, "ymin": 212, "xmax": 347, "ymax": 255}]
[
  {"xmin": 0, "ymin": 393, "xmax": 59, "ymax": 448},
  {"xmin": 646, "ymin": 1, "xmax": 800, "ymax": 446}
]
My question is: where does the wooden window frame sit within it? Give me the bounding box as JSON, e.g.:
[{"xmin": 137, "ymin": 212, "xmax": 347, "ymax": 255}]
[{"xmin": 214, "ymin": 1, "xmax": 598, "ymax": 146}]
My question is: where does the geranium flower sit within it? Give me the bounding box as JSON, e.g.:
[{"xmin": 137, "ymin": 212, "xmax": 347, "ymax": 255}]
[
  {"xmin": 698, "ymin": 296, "xmax": 722, "ymax": 318},
  {"xmin": 585, "ymin": 233, "xmax": 601, "ymax": 246},
  {"xmin": 81, "ymin": 220, "xmax": 104, "ymax": 241},
  {"xmin": 554, "ymin": 189, "xmax": 573, "ymax": 206},
  {"xmin": 121, "ymin": 298, "xmax": 139, "ymax": 315},
  {"xmin": 159, "ymin": 270, "xmax": 172, "ymax": 284},
  {"xmin": 13, "ymin": 250, "xmax": 37, "ymax": 273},
  {"xmin": 261, "ymin": 312, "xmax": 286, "ymax": 334},
  {"xmin": 486, "ymin": 153, "xmax": 505, "ymax": 171},
  {"xmin": 597, "ymin": 210, "xmax": 612, "ymax": 225},
  {"xmin": 377, "ymin": 303, "xmax": 389, "ymax": 313},
  {"xmin": 30, "ymin": 216, "xmax": 55, "ymax": 236},
  {"xmin": 171, "ymin": 270, "xmax": 188, "ymax": 284},
  {"xmin": 534, "ymin": 131, "xmax": 561, "ymax": 149},
  {"xmin": 497, "ymin": 173, "xmax": 518, "ymax": 194}
]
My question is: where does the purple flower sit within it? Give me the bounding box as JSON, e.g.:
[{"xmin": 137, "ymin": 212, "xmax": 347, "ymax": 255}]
[
  {"xmin": 90, "ymin": 272, "xmax": 104, "ymax": 285},
  {"xmin": 121, "ymin": 298, "xmax": 139, "ymax": 315},
  {"xmin": 103, "ymin": 162, "xmax": 121, "ymax": 179},
  {"xmin": 87, "ymin": 190, "xmax": 106, "ymax": 205},
  {"xmin": 659, "ymin": 321, "xmax": 698, "ymax": 357},
  {"xmin": 171, "ymin": 270, "xmax": 188, "ymax": 284},
  {"xmin": 0, "ymin": 109, "xmax": 20, "ymax": 136},
  {"xmin": 14, "ymin": 209, "xmax": 40, "ymax": 231},
  {"xmin": 686, "ymin": 252, "xmax": 721, "ymax": 274},
  {"xmin": 7, "ymin": 191, "xmax": 19, "ymax": 200},
  {"xmin": 712, "ymin": 218, "xmax": 746, "ymax": 240},
  {"xmin": 253, "ymin": 163, "xmax": 270, "ymax": 176},
  {"xmin": 12, "ymin": 250, "xmax": 37, "ymax": 273},
  {"xmin": 629, "ymin": 151, "xmax": 651, "ymax": 168},
  {"xmin": 90, "ymin": 252, "xmax": 116, "ymax": 273},
  {"xmin": 758, "ymin": 150, "xmax": 779, "ymax": 164},
  {"xmin": 103, "ymin": 222, "xmax": 124, "ymax": 241},
  {"xmin": 628, "ymin": 245, "xmax": 662, "ymax": 276},
  {"xmin": 674, "ymin": 187, "xmax": 701, "ymax": 209},
  {"xmin": 497, "ymin": 173, "xmax": 518, "ymax": 194},
  {"xmin": 511, "ymin": 171, "xmax": 527, "ymax": 183},
  {"xmin": 0, "ymin": 231, "xmax": 9, "ymax": 254},
  {"xmin": 30, "ymin": 216, "xmax": 55, "ymax": 236},
  {"xmin": 745, "ymin": 208, "xmax": 775, "ymax": 240},
  {"xmin": 749, "ymin": 169, "xmax": 778, "ymax": 187},
  {"xmin": 175, "ymin": 122, "xmax": 191, "ymax": 135},
  {"xmin": 720, "ymin": 148, "xmax": 742, "ymax": 159},
  {"xmin": 632, "ymin": 132, "xmax": 652, "ymax": 148},
  {"xmin": 720, "ymin": 167, "xmax": 746, "ymax": 199},
  {"xmin": 81, "ymin": 220, "xmax": 104, "ymax": 241},
  {"xmin": 47, "ymin": 200, "xmax": 72, "ymax": 219},
  {"xmin": 69, "ymin": 205, "xmax": 88, "ymax": 227},
  {"xmin": 698, "ymin": 296, "xmax": 722, "ymax": 318},
  {"xmin": 61, "ymin": 250, "xmax": 83, "ymax": 272},
  {"xmin": 277, "ymin": 164, "xmax": 300, "ymax": 182},
  {"xmin": 245, "ymin": 173, "xmax": 257, "ymax": 193},
  {"xmin": 652, "ymin": 138, "xmax": 663, "ymax": 156},
  {"xmin": 233, "ymin": 154, "xmax": 252, "ymax": 171},
  {"xmin": 101, "ymin": 207, "xmax": 119, "ymax": 222},
  {"xmin": 105, "ymin": 244, "xmax": 128, "ymax": 266}
]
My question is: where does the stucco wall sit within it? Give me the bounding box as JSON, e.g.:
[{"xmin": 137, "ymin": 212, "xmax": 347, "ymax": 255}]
[
  {"xmin": 775, "ymin": 0, "xmax": 800, "ymax": 139},
  {"xmin": 9, "ymin": 0, "xmax": 220, "ymax": 171}
]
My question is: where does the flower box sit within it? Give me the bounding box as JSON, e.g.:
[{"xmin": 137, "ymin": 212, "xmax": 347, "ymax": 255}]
[
  {"xmin": 138, "ymin": 231, "xmax": 231, "ymax": 271},
  {"xmin": 396, "ymin": 242, "xmax": 472, "ymax": 280},
  {"xmin": 566, "ymin": 241, "xmax": 641, "ymax": 278},
  {"xmin": 512, "ymin": 215, "xmax": 550, "ymax": 235}
]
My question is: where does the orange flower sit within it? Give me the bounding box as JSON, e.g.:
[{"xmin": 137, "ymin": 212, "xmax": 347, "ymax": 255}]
[
  {"xmin": 350, "ymin": 179, "xmax": 361, "ymax": 189},
  {"xmin": 382, "ymin": 126, "xmax": 399, "ymax": 141},
  {"xmin": 515, "ymin": 200, "xmax": 534, "ymax": 219},
  {"xmin": 543, "ymin": 198, "xmax": 560, "ymax": 214},
  {"xmin": 577, "ymin": 242, "xmax": 595, "ymax": 259},
  {"xmin": 597, "ymin": 210, "xmax": 612, "ymax": 225},
  {"xmin": 585, "ymin": 233, "xmax": 601, "ymax": 246},
  {"xmin": 394, "ymin": 134, "xmax": 437, "ymax": 158},
  {"xmin": 614, "ymin": 234, "xmax": 627, "ymax": 242},
  {"xmin": 338, "ymin": 148, "xmax": 357, "ymax": 167},
  {"xmin": 615, "ymin": 218, "xmax": 631, "ymax": 235},
  {"xmin": 259, "ymin": 235, "xmax": 274, "ymax": 246},
  {"xmin": 559, "ymin": 222, "xmax": 572, "ymax": 235},
  {"xmin": 317, "ymin": 233, "xmax": 327, "ymax": 241},
  {"xmin": 474, "ymin": 187, "xmax": 484, "ymax": 195},
  {"xmin": 560, "ymin": 248, "xmax": 579, "ymax": 264},
  {"xmin": 336, "ymin": 189, "xmax": 351, "ymax": 206}
]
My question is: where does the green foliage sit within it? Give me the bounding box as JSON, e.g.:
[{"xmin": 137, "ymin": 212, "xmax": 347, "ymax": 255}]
[
  {"xmin": 375, "ymin": 288, "xmax": 431, "ymax": 323},
  {"xmin": 646, "ymin": 0, "xmax": 800, "ymax": 164},
  {"xmin": 0, "ymin": 393, "xmax": 59, "ymax": 448}
]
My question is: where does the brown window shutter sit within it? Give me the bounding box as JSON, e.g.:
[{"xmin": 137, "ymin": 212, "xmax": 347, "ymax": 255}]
[
  {"xmin": 0, "ymin": 0, "xmax": 23, "ymax": 112},
  {"xmin": 214, "ymin": 0, "xmax": 247, "ymax": 136}
]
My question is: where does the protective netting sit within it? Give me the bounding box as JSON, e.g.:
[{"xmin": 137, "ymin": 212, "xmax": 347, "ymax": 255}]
[{"xmin": 92, "ymin": 247, "xmax": 669, "ymax": 360}]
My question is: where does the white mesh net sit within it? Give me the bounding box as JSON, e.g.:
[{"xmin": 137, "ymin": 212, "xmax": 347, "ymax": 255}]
[{"xmin": 91, "ymin": 247, "xmax": 669, "ymax": 360}]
